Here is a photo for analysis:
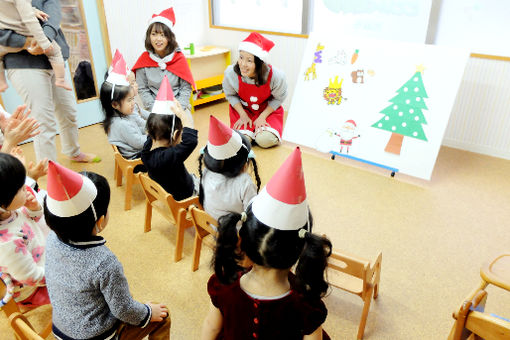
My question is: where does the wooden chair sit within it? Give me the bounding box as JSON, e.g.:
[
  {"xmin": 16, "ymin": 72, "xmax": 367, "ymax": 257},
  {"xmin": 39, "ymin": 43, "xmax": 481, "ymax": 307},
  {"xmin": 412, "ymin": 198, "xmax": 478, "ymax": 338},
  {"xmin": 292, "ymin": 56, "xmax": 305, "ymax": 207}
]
[
  {"xmin": 1, "ymin": 274, "xmax": 52, "ymax": 340},
  {"xmin": 327, "ymin": 249, "xmax": 382, "ymax": 340},
  {"xmin": 111, "ymin": 144, "xmax": 143, "ymax": 210},
  {"xmin": 448, "ymin": 254, "xmax": 510, "ymax": 340},
  {"xmin": 189, "ymin": 205, "xmax": 218, "ymax": 271},
  {"xmin": 137, "ymin": 173, "xmax": 199, "ymax": 262}
]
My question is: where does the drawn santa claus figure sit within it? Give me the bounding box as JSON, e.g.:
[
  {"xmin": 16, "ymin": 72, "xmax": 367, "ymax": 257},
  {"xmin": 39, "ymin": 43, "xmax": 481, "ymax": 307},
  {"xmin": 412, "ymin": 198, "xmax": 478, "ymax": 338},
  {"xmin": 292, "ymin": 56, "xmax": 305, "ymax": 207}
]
[{"xmin": 334, "ymin": 119, "xmax": 360, "ymax": 154}]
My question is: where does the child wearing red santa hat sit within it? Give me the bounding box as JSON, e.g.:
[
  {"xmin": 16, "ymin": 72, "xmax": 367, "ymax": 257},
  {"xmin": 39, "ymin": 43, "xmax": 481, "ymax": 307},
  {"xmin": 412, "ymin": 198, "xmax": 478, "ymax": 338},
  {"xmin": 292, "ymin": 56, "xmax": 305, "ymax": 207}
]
[
  {"xmin": 201, "ymin": 148, "xmax": 331, "ymax": 340},
  {"xmin": 198, "ymin": 115, "xmax": 261, "ymax": 222},
  {"xmin": 43, "ymin": 162, "xmax": 170, "ymax": 340},
  {"xmin": 141, "ymin": 76, "xmax": 198, "ymax": 201},
  {"xmin": 132, "ymin": 7, "xmax": 195, "ymax": 115},
  {"xmin": 223, "ymin": 32, "xmax": 288, "ymax": 148}
]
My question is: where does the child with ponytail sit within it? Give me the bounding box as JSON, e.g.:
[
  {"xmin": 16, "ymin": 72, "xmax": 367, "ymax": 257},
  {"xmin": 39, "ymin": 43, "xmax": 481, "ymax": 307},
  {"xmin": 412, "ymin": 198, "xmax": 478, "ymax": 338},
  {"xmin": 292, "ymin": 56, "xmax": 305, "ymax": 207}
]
[
  {"xmin": 141, "ymin": 76, "xmax": 198, "ymax": 201},
  {"xmin": 201, "ymin": 148, "xmax": 332, "ymax": 340},
  {"xmin": 198, "ymin": 115, "xmax": 261, "ymax": 221}
]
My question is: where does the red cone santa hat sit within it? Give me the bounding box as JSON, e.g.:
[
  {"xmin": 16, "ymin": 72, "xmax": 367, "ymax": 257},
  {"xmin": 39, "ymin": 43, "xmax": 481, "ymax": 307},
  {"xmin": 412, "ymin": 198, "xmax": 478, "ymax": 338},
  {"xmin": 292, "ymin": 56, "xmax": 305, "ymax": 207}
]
[
  {"xmin": 106, "ymin": 50, "xmax": 129, "ymax": 86},
  {"xmin": 238, "ymin": 32, "xmax": 275, "ymax": 63},
  {"xmin": 46, "ymin": 161, "xmax": 97, "ymax": 218},
  {"xmin": 151, "ymin": 75, "xmax": 176, "ymax": 115},
  {"xmin": 207, "ymin": 115, "xmax": 243, "ymax": 160},
  {"xmin": 251, "ymin": 147, "xmax": 308, "ymax": 231},
  {"xmin": 149, "ymin": 7, "xmax": 175, "ymax": 30}
]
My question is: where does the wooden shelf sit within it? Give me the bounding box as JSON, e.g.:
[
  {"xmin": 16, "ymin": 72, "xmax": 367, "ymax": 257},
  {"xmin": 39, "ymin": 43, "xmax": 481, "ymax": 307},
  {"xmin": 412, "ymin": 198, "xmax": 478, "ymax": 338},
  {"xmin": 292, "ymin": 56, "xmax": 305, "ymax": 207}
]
[{"xmin": 186, "ymin": 46, "xmax": 231, "ymax": 112}]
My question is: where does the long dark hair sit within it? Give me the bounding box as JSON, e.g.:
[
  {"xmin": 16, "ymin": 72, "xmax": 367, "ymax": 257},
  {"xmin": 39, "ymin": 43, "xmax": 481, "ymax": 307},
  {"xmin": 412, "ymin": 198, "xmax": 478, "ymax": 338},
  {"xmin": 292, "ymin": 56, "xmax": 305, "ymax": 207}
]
[
  {"xmin": 99, "ymin": 78, "xmax": 131, "ymax": 134},
  {"xmin": 213, "ymin": 205, "xmax": 332, "ymax": 298},
  {"xmin": 198, "ymin": 132, "xmax": 261, "ymax": 205},
  {"xmin": 44, "ymin": 171, "xmax": 110, "ymax": 244},
  {"xmin": 0, "ymin": 153, "xmax": 26, "ymax": 210},
  {"xmin": 145, "ymin": 22, "xmax": 178, "ymax": 56},
  {"xmin": 234, "ymin": 54, "xmax": 269, "ymax": 86},
  {"xmin": 146, "ymin": 113, "xmax": 183, "ymax": 144}
]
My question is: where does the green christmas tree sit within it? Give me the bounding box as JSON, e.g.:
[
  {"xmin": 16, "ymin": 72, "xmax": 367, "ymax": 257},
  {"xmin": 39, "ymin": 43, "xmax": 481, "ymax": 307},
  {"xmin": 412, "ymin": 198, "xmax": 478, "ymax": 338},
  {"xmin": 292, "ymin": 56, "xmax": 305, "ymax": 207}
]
[{"xmin": 372, "ymin": 65, "xmax": 428, "ymax": 155}]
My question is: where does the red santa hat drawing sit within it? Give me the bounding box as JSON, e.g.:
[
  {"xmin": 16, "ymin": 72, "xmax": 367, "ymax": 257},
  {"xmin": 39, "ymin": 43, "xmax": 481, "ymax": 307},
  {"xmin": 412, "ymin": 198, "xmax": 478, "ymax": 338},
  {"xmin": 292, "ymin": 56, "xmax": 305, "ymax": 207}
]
[
  {"xmin": 344, "ymin": 119, "xmax": 356, "ymax": 128},
  {"xmin": 238, "ymin": 32, "xmax": 275, "ymax": 63},
  {"xmin": 46, "ymin": 161, "xmax": 97, "ymax": 218},
  {"xmin": 149, "ymin": 7, "xmax": 176, "ymax": 30},
  {"xmin": 151, "ymin": 75, "xmax": 176, "ymax": 115},
  {"xmin": 251, "ymin": 147, "xmax": 308, "ymax": 231},
  {"xmin": 207, "ymin": 115, "xmax": 244, "ymax": 160}
]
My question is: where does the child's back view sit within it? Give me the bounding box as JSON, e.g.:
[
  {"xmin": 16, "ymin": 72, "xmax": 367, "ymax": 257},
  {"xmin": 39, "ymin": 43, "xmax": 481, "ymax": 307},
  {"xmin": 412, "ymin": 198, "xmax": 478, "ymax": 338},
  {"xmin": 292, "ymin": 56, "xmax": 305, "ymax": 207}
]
[
  {"xmin": 198, "ymin": 115, "xmax": 260, "ymax": 221},
  {"xmin": 43, "ymin": 162, "xmax": 170, "ymax": 339},
  {"xmin": 141, "ymin": 76, "xmax": 198, "ymax": 201},
  {"xmin": 0, "ymin": 0, "xmax": 71, "ymax": 92},
  {"xmin": 201, "ymin": 148, "xmax": 332, "ymax": 340}
]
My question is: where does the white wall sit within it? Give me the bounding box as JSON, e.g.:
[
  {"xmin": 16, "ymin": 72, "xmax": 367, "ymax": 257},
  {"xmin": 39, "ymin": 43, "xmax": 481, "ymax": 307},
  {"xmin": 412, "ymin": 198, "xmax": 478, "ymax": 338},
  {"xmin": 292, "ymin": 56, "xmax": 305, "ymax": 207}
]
[{"xmin": 102, "ymin": 0, "xmax": 207, "ymax": 69}]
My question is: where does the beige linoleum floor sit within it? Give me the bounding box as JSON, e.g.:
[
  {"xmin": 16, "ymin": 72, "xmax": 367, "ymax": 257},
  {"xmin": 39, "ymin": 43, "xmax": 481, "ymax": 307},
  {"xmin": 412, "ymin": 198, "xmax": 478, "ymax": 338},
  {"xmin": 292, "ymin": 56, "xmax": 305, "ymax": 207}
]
[{"xmin": 1, "ymin": 100, "xmax": 510, "ymax": 339}]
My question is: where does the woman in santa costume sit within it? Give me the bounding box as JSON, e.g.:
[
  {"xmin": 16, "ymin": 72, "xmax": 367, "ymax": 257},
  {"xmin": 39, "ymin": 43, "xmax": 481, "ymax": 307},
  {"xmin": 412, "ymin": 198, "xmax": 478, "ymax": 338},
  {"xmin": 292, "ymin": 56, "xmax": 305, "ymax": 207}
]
[
  {"xmin": 223, "ymin": 32, "xmax": 288, "ymax": 148},
  {"xmin": 132, "ymin": 7, "xmax": 195, "ymax": 115}
]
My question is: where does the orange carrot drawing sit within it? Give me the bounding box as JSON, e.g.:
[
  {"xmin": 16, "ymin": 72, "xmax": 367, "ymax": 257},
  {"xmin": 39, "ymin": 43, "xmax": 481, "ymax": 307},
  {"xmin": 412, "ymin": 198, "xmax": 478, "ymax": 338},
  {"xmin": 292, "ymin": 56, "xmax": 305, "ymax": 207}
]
[{"xmin": 351, "ymin": 49, "xmax": 359, "ymax": 64}]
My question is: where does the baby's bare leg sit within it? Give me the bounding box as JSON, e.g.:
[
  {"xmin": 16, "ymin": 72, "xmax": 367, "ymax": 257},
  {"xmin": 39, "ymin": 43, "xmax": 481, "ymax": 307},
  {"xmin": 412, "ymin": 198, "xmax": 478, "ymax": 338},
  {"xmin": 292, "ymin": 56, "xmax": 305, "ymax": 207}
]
[
  {"xmin": 46, "ymin": 41, "xmax": 72, "ymax": 91},
  {"xmin": 0, "ymin": 45, "xmax": 24, "ymax": 92}
]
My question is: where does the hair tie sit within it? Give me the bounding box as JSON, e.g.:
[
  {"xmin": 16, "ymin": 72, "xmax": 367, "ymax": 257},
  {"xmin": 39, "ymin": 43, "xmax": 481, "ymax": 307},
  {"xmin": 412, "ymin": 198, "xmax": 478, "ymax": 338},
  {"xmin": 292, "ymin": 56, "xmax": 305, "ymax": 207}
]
[
  {"xmin": 240, "ymin": 211, "xmax": 247, "ymax": 222},
  {"xmin": 199, "ymin": 146, "xmax": 205, "ymax": 155},
  {"xmin": 298, "ymin": 228, "xmax": 307, "ymax": 239},
  {"xmin": 248, "ymin": 150, "xmax": 256, "ymax": 159}
]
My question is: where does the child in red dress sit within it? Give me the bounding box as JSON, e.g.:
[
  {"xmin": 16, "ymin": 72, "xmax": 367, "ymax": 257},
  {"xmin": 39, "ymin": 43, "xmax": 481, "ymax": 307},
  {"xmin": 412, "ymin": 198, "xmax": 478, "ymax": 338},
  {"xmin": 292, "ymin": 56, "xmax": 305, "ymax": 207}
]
[{"xmin": 201, "ymin": 148, "xmax": 332, "ymax": 340}]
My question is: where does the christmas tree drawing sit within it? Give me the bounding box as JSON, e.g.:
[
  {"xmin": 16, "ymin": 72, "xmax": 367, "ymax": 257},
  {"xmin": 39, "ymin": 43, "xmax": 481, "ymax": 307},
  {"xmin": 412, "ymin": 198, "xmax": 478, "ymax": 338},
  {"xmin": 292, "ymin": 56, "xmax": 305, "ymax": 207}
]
[{"xmin": 372, "ymin": 65, "xmax": 428, "ymax": 155}]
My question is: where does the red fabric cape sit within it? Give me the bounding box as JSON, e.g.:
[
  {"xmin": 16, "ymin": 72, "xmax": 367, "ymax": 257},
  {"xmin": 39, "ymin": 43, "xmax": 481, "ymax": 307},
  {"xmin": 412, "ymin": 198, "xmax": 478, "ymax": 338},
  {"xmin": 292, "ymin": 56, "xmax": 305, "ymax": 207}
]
[{"xmin": 132, "ymin": 51, "xmax": 196, "ymax": 90}]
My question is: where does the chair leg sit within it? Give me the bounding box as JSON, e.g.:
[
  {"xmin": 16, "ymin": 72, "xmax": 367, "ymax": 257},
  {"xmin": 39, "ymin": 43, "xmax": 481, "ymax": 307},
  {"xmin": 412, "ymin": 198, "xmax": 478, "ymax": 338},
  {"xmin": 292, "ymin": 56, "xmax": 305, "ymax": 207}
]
[
  {"xmin": 357, "ymin": 288, "xmax": 374, "ymax": 340},
  {"xmin": 40, "ymin": 318, "xmax": 53, "ymax": 338},
  {"xmin": 192, "ymin": 233, "xmax": 203, "ymax": 272},
  {"xmin": 116, "ymin": 163, "xmax": 123, "ymax": 187},
  {"xmin": 144, "ymin": 201, "xmax": 152, "ymax": 232},
  {"xmin": 124, "ymin": 167, "xmax": 134, "ymax": 211},
  {"xmin": 113, "ymin": 160, "xmax": 118, "ymax": 180},
  {"xmin": 174, "ymin": 224, "xmax": 186, "ymax": 262}
]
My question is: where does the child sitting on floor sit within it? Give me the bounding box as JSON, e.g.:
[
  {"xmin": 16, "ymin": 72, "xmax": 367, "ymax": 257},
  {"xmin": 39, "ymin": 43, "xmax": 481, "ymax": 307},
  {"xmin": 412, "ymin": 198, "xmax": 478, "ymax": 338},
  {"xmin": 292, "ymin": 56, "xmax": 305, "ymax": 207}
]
[
  {"xmin": 198, "ymin": 115, "xmax": 261, "ymax": 221},
  {"xmin": 43, "ymin": 162, "xmax": 170, "ymax": 339},
  {"xmin": 201, "ymin": 148, "xmax": 332, "ymax": 340},
  {"xmin": 141, "ymin": 75, "xmax": 198, "ymax": 201},
  {"xmin": 0, "ymin": 153, "xmax": 50, "ymax": 308},
  {"xmin": 100, "ymin": 50, "xmax": 149, "ymax": 161}
]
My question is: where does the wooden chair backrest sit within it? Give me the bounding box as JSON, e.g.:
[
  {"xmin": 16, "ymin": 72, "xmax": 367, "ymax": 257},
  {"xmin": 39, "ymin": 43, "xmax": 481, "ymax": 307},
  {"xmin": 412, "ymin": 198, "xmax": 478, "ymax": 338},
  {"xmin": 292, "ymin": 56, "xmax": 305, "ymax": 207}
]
[
  {"xmin": 111, "ymin": 144, "xmax": 142, "ymax": 165},
  {"xmin": 329, "ymin": 252, "xmax": 370, "ymax": 283},
  {"xmin": 137, "ymin": 172, "xmax": 198, "ymax": 220},
  {"xmin": 189, "ymin": 206, "xmax": 218, "ymax": 239},
  {"xmin": 9, "ymin": 313, "xmax": 44, "ymax": 340}
]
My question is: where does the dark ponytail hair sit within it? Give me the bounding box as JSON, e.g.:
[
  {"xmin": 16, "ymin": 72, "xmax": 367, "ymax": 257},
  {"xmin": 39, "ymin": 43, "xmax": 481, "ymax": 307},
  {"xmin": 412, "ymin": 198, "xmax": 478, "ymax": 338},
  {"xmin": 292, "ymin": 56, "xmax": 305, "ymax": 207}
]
[
  {"xmin": 100, "ymin": 77, "xmax": 131, "ymax": 134},
  {"xmin": 234, "ymin": 54, "xmax": 269, "ymax": 86},
  {"xmin": 0, "ymin": 153, "xmax": 26, "ymax": 210},
  {"xmin": 146, "ymin": 113, "xmax": 183, "ymax": 144},
  {"xmin": 198, "ymin": 132, "xmax": 261, "ymax": 205},
  {"xmin": 213, "ymin": 205, "xmax": 332, "ymax": 298}
]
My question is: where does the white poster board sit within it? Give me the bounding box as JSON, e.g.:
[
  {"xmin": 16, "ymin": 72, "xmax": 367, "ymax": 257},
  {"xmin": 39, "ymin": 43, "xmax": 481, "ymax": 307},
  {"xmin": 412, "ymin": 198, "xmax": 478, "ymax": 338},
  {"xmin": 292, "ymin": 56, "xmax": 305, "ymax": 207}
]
[
  {"xmin": 283, "ymin": 33, "xmax": 469, "ymax": 180},
  {"xmin": 313, "ymin": 0, "xmax": 433, "ymax": 44}
]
